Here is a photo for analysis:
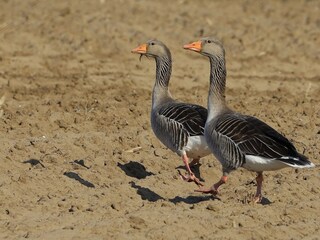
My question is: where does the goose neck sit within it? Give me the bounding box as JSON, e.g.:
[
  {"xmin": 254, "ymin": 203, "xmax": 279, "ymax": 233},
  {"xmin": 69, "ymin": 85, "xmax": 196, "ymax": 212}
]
[
  {"xmin": 207, "ymin": 55, "xmax": 227, "ymax": 119},
  {"xmin": 155, "ymin": 56, "xmax": 171, "ymax": 88},
  {"xmin": 152, "ymin": 56, "xmax": 173, "ymax": 108}
]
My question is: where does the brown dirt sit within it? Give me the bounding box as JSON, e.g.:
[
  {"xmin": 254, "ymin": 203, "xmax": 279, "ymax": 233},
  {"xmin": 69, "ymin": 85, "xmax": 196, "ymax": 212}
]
[{"xmin": 0, "ymin": 0, "xmax": 319, "ymax": 239}]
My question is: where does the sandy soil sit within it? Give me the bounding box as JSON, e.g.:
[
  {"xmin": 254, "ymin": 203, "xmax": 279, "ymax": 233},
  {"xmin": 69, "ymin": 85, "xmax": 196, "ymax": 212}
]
[{"xmin": 0, "ymin": 0, "xmax": 319, "ymax": 239}]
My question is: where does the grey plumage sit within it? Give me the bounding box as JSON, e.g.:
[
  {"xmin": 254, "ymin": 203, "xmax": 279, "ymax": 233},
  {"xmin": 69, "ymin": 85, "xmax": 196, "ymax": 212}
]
[
  {"xmin": 152, "ymin": 102, "xmax": 208, "ymax": 156},
  {"xmin": 184, "ymin": 37, "xmax": 314, "ymax": 202},
  {"xmin": 132, "ymin": 40, "xmax": 210, "ymax": 186},
  {"xmin": 206, "ymin": 112, "xmax": 313, "ymax": 173}
]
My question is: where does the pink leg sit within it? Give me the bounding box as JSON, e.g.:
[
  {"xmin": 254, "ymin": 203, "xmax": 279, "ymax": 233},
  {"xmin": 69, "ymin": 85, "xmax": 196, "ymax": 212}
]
[
  {"xmin": 253, "ymin": 172, "xmax": 263, "ymax": 203},
  {"xmin": 178, "ymin": 154, "xmax": 203, "ymax": 186},
  {"xmin": 182, "ymin": 154, "xmax": 193, "ymax": 175},
  {"xmin": 195, "ymin": 175, "xmax": 228, "ymax": 195}
]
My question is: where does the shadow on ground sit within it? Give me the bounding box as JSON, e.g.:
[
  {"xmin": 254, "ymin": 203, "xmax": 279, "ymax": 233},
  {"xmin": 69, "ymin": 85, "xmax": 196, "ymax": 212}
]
[
  {"xmin": 130, "ymin": 181, "xmax": 164, "ymax": 202},
  {"xmin": 23, "ymin": 159, "xmax": 45, "ymax": 168},
  {"xmin": 169, "ymin": 195, "xmax": 218, "ymax": 204},
  {"xmin": 118, "ymin": 161, "xmax": 154, "ymax": 179},
  {"xmin": 64, "ymin": 171, "xmax": 95, "ymax": 188}
]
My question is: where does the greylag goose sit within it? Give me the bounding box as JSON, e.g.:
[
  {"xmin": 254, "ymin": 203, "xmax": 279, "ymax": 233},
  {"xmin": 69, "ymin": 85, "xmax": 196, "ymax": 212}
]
[
  {"xmin": 184, "ymin": 37, "xmax": 315, "ymax": 202},
  {"xmin": 131, "ymin": 40, "xmax": 211, "ymax": 186}
]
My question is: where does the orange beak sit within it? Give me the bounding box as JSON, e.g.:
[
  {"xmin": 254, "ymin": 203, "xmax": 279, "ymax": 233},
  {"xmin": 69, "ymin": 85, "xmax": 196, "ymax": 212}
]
[
  {"xmin": 131, "ymin": 43, "xmax": 147, "ymax": 54},
  {"xmin": 183, "ymin": 41, "xmax": 202, "ymax": 52}
]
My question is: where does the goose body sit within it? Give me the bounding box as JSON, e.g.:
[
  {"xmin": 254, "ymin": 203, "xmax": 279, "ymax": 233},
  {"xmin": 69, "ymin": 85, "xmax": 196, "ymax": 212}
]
[
  {"xmin": 206, "ymin": 112, "xmax": 313, "ymax": 172},
  {"xmin": 151, "ymin": 101, "xmax": 210, "ymax": 159},
  {"xmin": 184, "ymin": 37, "xmax": 315, "ymax": 202},
  {"xmin": 132, "ymin": 40, "xmax": 210, "ymax": 186}
]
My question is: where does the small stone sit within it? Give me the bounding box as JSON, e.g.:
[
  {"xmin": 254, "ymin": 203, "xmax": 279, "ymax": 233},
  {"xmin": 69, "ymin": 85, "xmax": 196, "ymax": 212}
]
[
  {"xmin": 14, "ymin": 143, "xmax": 24, "ymax": 150},
  {"xmin": 129, "ymin": 216, "xmax": 146, "ymax": 230},
  {"xmin": 23, "ymin": 232, "xmax": 30, "ymax": 238},
  {"xmin": 55, "ymin": 120, "xmax": 68, "ymax": 129},
  {"xmin": 233, "ymin": 221, "xmax": 237, "ymax": 228},
  {"xmin": 68, "ymin": 206, "xmax": 75, "ymax": 212},
  {"xmin": 114, "ymin": 96, "xmax": 122, "ymax": 102},
  {"xmin": 206, "ymin": 204, "xmax": 218, "ymax": 211},
  {"xmin": 154, "ymin": 150, "xmax": 160, "ymax": 157},
  {"xmin": 111, "ymin": 203, "xmax": 120, "ymax": 211},
  {"xmin": 161, "ymin": 202, "xmax": 171, "ymax": 208}
]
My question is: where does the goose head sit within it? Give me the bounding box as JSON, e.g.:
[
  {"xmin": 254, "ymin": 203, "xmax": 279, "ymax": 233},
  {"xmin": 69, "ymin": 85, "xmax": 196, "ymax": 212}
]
[
  {"xmin": 132, "ymin": 39, "xmax": 171, "ymax": 60},
  {"xmin": 183, "ymin": 37, "xmax": 225, "ymax": 58}
]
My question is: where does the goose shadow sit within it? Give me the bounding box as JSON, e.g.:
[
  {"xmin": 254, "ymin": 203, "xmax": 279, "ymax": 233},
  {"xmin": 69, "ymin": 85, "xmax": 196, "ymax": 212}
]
[
  {"xmin": 118, "ymin": 161, "xmax": 154, "ymax": 179},
  {"xmin": 23, "ymin": 159, "xmax": 45, "ymax": 168},
  {"xmin": 72, "ymin": 159, "xmax": 90, "ymax": 169},
  {"xmin": 63, "ymin": 171, "xmax": 95, "ymax": 188},
  {"xmin": 176, "ymin": 163, "xmax": 204, "ymax": 182},
  {"xmin": 260, "ymin": 197, "xmax": 272, "ymax": 205},
  {"xmin": 241, "ymin": 197, "xmax": 272, "ymax": 205},
  {"xmin": 169, "ymin": 194, "xmax": 218, "ymax": 204},
  {"xmin": 130, "ymin": 181, "xmax": 164, "ymax": 202}
]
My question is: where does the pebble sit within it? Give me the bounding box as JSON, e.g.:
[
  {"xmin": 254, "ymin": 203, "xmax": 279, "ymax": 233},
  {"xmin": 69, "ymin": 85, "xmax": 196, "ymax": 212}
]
[
  {"xmin": 111, "ymin": 203, "xmax": 120, "ymax": 211},
  {"xmin": 206, "ymin": 204, "xmax": 219, "ymax": 212}
]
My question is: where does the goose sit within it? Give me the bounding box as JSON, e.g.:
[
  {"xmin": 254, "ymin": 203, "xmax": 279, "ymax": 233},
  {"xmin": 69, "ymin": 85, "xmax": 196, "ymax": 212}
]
[
  {"xmin": 184, "ymin": 37, "xmax": 315, "ymax": 202},
  {"xmin": 131, "ymin": 40, "xmax": 211, "ymax": 186}
]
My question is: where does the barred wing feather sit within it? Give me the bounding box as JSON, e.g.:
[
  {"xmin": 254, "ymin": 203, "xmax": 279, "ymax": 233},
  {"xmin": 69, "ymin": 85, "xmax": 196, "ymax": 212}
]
[
  {"xmin": 156, "ymin": 103, "xmax": 207, "ymax": 151},
  {"xmin": 213, "ymin": 113, "xmax": 311, "ymax": 168},
  {"xmin": 159, "ymin": 103, "xmax": 207, "ymax": 136}
]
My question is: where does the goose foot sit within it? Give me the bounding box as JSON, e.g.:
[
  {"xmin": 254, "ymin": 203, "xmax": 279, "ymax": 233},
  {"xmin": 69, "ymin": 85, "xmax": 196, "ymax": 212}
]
[
  {"xmin": 194, "ymin": 186, "xmax": 219, "ymax": 195},
  {"xmin": 194, "ymin": 175, "xmax": 228, "ymax": 195},
  {"xmin": 253, "ymin": 194, "xmax": 262, "ymax": 204},
  {"xmin": 178, "ymin": 170, "xmax": 203, "ymax": 187},
  {"xmin": 179, "ymin": 154, "xmax": 203, "ymax": 186}
]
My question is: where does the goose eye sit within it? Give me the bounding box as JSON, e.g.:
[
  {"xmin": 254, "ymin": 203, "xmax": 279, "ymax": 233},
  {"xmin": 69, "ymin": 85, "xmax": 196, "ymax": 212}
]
[
  {"xmin": 207, "ymin": 40, "xmax": 212, "ymax": 43},
  {"xmin": 150, "ymin": 42, "xmax": 155, "ymax": 45}
]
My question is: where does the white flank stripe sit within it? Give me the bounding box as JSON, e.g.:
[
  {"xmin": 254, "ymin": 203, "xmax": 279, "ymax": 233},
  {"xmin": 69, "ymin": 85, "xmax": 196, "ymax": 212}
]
[
  {"xmin": 184, "ymin": 136, "xmax": 211, "ymax": 159},
  {"xmin": 243, "ymin": 155, "xmax": 315, "ymax": 172}
]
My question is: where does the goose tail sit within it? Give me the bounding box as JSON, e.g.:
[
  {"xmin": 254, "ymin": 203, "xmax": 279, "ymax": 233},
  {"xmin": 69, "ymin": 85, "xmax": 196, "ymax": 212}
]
[{"xmin": 280, "ymin": 153, "xmax": 315, "ymax": 168}]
